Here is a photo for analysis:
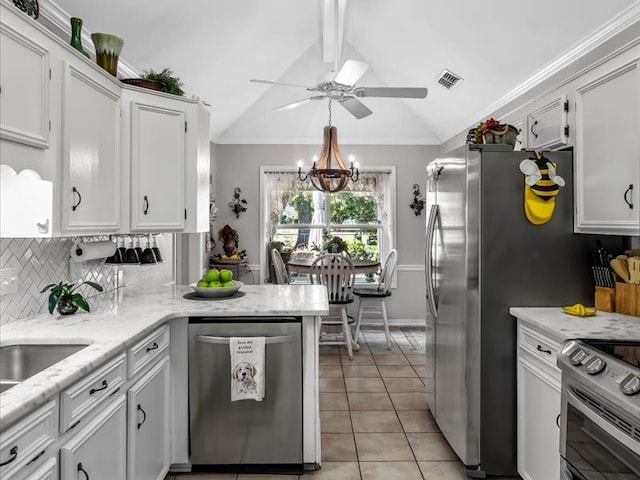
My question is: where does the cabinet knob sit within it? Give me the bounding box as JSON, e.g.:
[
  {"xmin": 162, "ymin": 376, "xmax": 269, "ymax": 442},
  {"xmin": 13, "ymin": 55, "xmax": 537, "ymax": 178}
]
[
  {"xmin": 77, "ymin": 462, "xmax": 90, "ymax": 480},
  {"xmin": 0, "ymin": 446, "xmax": 18, "ymax": 467},
  {"xmin": 143, "ymin": 195, "xmax": 149, "ymax": 215},
  {"xmin": 137, "ymin": 404, "xmax": 147, "ymax": 430},
  {"xmin": 530, "ymin": 120, "xmax": 539, "ymax": 139},
  {"xmin": 624, "ymin": 184, "xmax": 634, "ymax": 209}
]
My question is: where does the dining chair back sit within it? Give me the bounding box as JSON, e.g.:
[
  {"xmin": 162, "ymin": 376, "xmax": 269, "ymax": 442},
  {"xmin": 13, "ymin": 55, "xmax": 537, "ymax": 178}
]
[
  {"xmin": 353, "ymin": 249, "xmax": 398, "ymax": 349},
  {"xmin": 271, "ymin": 248, "xmax": 290, "ymax": 284},
  {"xmin": 310, "ymin": 254, "xmax": 356, "ymax": 359}
]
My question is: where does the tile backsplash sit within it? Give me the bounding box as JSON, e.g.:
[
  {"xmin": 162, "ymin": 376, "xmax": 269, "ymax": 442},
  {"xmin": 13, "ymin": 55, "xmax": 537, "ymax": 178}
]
[{"xmin": 0, "ymin": 235, "xmax": 174, "ymax": 324}]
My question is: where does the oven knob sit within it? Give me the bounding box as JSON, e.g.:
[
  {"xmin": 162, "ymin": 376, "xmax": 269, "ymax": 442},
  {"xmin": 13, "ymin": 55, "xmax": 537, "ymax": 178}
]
[
  {"xmin": 583, "ymin": 355, "xmax": 606, "ymax": 375},
  {"xmin": 618, "ymin": 373, "xmax": 640, "ymax": 396},
  {"xmin": 561, "ymin": 340, "xmax": 581, "ymax": 357},
  {"xmin": 569, "ymin": 349, "xmax": 588, "ymax": 366}
]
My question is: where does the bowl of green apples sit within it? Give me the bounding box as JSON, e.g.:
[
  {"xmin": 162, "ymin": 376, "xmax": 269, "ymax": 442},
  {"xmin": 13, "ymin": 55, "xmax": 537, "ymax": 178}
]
[{"xmin": 190, "ymin": 268, "xmax": 243, "ymax": 298}]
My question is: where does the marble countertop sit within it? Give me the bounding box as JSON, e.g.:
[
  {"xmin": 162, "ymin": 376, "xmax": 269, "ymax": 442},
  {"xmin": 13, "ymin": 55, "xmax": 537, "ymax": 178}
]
[
  {"xmin": 0, "ymin": 284, "xmax": 329, "ymax": 429},
  {"xmin": 509, "ymin": 307, "xmax": 640, "ymax": 342}
]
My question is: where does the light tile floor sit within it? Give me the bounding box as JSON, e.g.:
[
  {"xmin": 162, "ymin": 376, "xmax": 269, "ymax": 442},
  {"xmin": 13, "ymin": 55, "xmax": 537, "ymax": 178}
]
[{"xmin": 166, "ymin": 327, "xmax": 469, "ymax": 480}]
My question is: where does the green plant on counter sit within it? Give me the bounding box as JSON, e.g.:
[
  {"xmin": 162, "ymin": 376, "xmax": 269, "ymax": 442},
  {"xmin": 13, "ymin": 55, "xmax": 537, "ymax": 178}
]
[
  {"xmin": 142, "ymin": 68, "xmax": 184, "ymax": 96},
  {"xmin": 40, "ymin": 281, "xmax": 104, "ymax": 314}
]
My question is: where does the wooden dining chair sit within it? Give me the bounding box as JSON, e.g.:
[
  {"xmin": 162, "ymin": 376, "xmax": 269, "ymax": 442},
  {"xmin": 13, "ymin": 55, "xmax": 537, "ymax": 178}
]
[
  {"xmin": 271, "ymin": 248, "xmax": 290, "ymax": 284},
  {"xmin": 309, "ymin": 253, "xmax": 356, "ymax": 359},
  {"xmin": 353, "ymin": 249, "xmax": 398, "ymax": 350}
]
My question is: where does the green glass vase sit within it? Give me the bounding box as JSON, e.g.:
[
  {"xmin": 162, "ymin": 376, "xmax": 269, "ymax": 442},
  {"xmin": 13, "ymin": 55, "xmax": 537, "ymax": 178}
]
[{"xmin": 69, "ymin": 17, "xmax": 90, "ymax": 58}]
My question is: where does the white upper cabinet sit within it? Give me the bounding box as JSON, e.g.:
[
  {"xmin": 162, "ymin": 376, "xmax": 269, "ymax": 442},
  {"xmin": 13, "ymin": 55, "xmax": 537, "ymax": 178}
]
[
  {"xmin": 0, "ymin": 7, "xmax": 50, "ymax": 149},
  {"xmin": 61, "ymin": 61, "xmax": 121, "ymax": 234},
  {"xmin": 524, "ymin": 92, "xmax": 570, "ymax": 150},
  {"xmin": 123, "ymin": 87, "xmax": 210, "ymax": 233},
  {"xmin": 574, "ymin": 48, "xmax": 640, "ymax": 235}
]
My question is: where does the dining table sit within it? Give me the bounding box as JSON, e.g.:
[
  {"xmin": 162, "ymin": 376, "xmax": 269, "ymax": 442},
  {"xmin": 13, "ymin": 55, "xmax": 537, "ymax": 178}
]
[{"xmin": 287, "ymin": 256, "xmax": 381, "ymax": 274}]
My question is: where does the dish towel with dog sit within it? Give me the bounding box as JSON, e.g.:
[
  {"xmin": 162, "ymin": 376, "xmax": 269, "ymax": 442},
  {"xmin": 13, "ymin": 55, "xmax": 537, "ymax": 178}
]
[{"xmin": 229, "ymin": 337, "xmax": 265, "ymax": 402}]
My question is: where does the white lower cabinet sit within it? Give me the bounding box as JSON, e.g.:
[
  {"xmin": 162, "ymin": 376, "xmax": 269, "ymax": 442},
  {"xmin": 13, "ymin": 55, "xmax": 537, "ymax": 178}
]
[
  {"xmin": 517, "ymin": 321, "xmax": 562, "ymax": 480},
  {"xmin": 127, "ymin": 356, "xmax": 171, "ymax": 480},
  {"xmin": 25, "ymin": 458, "xmax": 57, "ymax": 480},
  {"xmin": 60, "ymin": 394, "xmax": 126, "ymax": 480}
]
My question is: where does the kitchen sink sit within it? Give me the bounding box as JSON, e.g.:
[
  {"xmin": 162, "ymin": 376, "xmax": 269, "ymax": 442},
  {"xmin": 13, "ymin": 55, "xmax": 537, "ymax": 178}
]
[{"xmin": 0, "ymin": 344, "xmax": 90, "ymax": 393}]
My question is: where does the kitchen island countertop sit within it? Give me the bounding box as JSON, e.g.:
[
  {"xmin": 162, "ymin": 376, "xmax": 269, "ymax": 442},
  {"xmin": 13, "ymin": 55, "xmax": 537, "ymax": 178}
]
[
  {"xmin": 0, "ymin": 284, "xmax": 329, "ymax": 429},
  {"xmin": 509, "ymin": 307, "xmax": 640, "ymax": 342}
]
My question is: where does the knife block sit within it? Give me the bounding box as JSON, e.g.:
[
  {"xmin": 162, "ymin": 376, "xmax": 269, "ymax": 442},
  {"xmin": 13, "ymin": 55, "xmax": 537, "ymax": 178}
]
[
  {"xmin": 614, "ymin": 282, "xmax": 640, "ymax": 316},
  {"xmin": 595, "ymin": 286, "xmax": 615, "ymax": 312}
]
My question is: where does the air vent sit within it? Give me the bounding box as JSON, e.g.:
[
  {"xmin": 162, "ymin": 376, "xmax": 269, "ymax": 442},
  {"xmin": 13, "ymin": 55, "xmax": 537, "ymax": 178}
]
[
  {"xmin": 572, "ymin": 387, "xmax": 639, "ymax": 442},
  {"xmin": 437, "ymin": 69, "xmax": 463, "ymax": 90}
]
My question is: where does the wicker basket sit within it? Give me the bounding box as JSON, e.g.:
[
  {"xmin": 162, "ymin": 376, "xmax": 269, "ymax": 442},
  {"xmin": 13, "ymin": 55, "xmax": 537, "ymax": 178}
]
[{"xmin": 120, "ymin": 78, "xmax": 164, "ymax": 92}]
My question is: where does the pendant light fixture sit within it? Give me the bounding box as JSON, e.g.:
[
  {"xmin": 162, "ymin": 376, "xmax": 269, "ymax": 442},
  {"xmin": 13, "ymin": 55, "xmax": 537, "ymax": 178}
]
[{"xmin": 298, "ymin": 100, "xmax": 359, "ymax": 193}]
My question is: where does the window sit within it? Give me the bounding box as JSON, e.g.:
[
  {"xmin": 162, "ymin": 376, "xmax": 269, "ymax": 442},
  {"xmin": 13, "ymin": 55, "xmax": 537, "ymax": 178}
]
[{"xmin": 260, "ymin": 166, "xmax": 396, "ymax": 283}]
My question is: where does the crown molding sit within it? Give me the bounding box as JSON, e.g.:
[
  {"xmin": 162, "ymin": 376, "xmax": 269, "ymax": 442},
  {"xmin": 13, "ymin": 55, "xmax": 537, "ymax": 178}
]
[
  {"xmin": 443, "ymin": 0, "xmax": 640, "ymax": 142},
  {"xmin": 39, "ymin": 0, "xmax": 140, "ymax": 79}
]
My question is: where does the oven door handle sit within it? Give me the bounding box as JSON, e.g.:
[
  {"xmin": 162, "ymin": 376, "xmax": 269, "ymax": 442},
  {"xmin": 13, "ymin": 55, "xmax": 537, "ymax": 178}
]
[
  {"xmin": 565, "ymin": 388, "xmax": 640, "ymax": 454},
  {"xmin": 195, "ymin": 335, "xmax": 293, "ymax": 345}
]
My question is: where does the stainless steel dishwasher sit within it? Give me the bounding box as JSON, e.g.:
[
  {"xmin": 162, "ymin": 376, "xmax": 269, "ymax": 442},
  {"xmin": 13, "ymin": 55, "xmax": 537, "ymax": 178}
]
[{"xmin": 188, "ymin": 317, "xmax": 303, "ymax": 472}]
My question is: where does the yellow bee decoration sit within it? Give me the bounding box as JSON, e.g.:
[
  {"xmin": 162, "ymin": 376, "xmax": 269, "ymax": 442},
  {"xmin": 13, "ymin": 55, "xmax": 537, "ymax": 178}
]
[{"xmin": 519, "ymin": 153, "xmax": 565, "ymax": 225}]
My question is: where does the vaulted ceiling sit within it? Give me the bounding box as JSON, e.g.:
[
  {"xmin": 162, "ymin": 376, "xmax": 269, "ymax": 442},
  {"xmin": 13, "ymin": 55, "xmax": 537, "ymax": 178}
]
[{"xmin": 49, "ymin": 0, "xmax": 639, "ymax": 144}]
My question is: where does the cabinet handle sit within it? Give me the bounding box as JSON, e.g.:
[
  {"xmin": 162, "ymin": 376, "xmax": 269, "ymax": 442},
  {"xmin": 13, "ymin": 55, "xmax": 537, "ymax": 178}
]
[
  {"xmin": 530, "ymin": 120, "xmax": 538, "ymax": 139},
  {"xmin": 143, "ymin": 195, "xmax": 149, "ymax": 215},
  {"xmin": 72, "ymin": 187, "xmax": 82, "ymax": 211},
  {"xmin": 27, "ymin": 449, "xmax": 45, "ymax": 466},
  {"xmin": 89, "ymin": 379, "xmax": 108, "ymax": 395},
  {"xmin": 556, "ymin": 413, "xmax": 561, "ymax": 428},
  {"xmin": 146, "ymin": 342, "xmax": 159, "ymax": 352},
  {"xmin": 137, "ymin": 404, "xmax": 147, "ymax": 430},
  {"xmin": 77, "ymin": 462, "xmax": 90, "ymax": 480},
  {"xmin": 0, "ymin": 446, "xmax": 18, "ymax": 466},
  {"xmin": 536, "ymin": 345, "xmax": 552, "ymax": 355},
  {"xmin": 624, "ymin": 184, "xmax": 634, "ymax": 209}
]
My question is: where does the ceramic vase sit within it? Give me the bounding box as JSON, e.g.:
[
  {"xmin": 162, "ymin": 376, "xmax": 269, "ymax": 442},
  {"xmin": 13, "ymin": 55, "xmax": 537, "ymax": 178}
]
[
  {"xmin": 91, "ymin": 33, "xmax": 123, "ymax": 76},
  {"xmin": 69, "ymin": 17, "xmax": 90, "ymax": 58}
]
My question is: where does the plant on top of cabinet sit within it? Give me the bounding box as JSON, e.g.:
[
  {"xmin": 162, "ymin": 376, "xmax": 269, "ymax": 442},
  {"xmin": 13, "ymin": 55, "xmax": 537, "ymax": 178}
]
[
  {"xmin": 40, "ymin": 280, "xmax": 103, "ymax": 315},
  {"xmin": 142, "ymin": 68, "xmax": 185, "ymax": 96}
]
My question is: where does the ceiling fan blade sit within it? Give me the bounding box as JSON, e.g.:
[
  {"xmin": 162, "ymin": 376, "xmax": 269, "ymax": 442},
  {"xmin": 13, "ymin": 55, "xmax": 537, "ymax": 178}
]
[
  {"xmin": 355, "ymin": 87, "xmax": 428, "ymax": 98},
  {"xmin": 338, "ymin": 96, "xmax": 372, "ymax": 119},
  {"xmin": 274, "ymin": 96, "xmax": 326, "ymax": 111},
  {"xmin": 333, "ymin": 59, "xmax": 369, "ymax": 86},
  {"xmin": 250, "ymin": 79, "xmax": 316, "ymax": 89}
]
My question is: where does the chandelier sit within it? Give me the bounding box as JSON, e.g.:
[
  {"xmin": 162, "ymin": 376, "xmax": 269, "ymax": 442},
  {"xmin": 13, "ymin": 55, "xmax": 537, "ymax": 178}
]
[{"xmin": 298, "ymin": 100, "xmax": 359, "ymax": 193}]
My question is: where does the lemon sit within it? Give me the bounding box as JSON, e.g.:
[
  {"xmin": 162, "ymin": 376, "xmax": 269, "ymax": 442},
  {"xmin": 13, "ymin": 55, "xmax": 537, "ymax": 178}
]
[
  {"xmin": 204, "ymin": 268, "xmax": 220, "ymax": 283},
  {"xmin": 219, "ymin": 269, "xmax": 233, "ymax": 283}
]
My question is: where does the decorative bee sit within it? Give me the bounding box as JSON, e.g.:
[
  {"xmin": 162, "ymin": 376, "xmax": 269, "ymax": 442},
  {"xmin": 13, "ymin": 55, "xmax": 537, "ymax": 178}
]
[{"xmin": 519, "ymin": 153, "xmax": 565, "ymax": 199}]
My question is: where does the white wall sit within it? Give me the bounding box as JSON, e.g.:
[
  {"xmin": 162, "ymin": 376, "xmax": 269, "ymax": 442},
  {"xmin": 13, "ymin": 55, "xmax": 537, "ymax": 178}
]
[{"xmin": 213, "ymin": 143, "xmax": 439, "ymax": 323}]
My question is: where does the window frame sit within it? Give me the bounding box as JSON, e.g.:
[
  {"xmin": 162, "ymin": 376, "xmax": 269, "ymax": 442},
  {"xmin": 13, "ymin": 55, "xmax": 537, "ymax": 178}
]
[{"xmin": 259, "ymin": 165, "xmax": 396, "ymax": 285}]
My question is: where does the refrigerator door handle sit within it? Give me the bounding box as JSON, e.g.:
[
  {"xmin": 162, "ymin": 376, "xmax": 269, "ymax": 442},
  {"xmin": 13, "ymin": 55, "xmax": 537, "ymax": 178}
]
[
  {"xmin": 425, "ymin": 204, "xmax": 439, "ymax": 318},
  {"xmin": 195, "ymin": 334, "xmax": 294, "ymax": 345}
]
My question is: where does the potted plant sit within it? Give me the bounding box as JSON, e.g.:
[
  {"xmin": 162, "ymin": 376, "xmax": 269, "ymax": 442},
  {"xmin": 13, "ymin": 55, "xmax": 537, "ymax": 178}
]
[
  {"xmin": 141, "ymin": 68, "xmax": 185, "ymax": 96},
  {"xmin": 40, "ymin": 280, "xmax": 104, "ymax": 315}
]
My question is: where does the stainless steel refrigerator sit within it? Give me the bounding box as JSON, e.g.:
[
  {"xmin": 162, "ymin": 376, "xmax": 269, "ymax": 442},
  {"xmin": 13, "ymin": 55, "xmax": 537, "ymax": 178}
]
[{"xmin": 424, "ymin": 146, "xmax": 623, "ymax": 477}]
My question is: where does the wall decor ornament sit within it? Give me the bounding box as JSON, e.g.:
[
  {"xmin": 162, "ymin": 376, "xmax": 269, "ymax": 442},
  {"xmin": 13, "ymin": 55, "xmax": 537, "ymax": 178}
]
[
  {"xmin": 12, "ymin": 0, "xmax": 38, "ymax": 19},
  {"xmin": 228, "ymin": 187, "xmax": 247, "ymax": 218},
  {"xmin": 90, "ymin": 33, "xmax": 123, "ymax": 76},
  {"xmin": 410, "ymin": 184, "xmax": 425, "ymax": 216}
]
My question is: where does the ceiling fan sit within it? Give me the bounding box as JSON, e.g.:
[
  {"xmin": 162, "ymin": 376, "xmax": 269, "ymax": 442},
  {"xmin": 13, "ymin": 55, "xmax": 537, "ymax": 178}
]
[{"xmin": 250, "ymin": 59, "xmax": 428, "ymax": 119}]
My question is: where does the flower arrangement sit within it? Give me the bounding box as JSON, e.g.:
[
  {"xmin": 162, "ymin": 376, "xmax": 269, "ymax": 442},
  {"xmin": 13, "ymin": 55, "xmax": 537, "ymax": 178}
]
[
  {"xmin": 325, "ymin": 236, "xmax": 348, "ymax": 254},
  {"xmin": 473, "ymin": 117, "xmax": 519, "ymax": 147}
]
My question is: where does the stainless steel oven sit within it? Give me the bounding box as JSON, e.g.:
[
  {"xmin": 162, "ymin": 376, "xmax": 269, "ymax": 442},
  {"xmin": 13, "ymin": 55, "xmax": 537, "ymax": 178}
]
[{"xmin": 558, "ymin": 339, "xmax": 640, "ymax": 480}]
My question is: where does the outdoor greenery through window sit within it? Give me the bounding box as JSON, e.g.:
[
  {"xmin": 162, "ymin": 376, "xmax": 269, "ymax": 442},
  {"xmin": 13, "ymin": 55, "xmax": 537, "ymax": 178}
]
[{"xmin": 261, "ymin": 167, "xmax": 395, "ymax": 284}]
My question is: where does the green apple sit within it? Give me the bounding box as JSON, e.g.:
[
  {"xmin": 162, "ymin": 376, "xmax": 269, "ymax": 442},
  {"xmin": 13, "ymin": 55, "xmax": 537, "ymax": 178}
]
[
  {"xmin": 219, "ymin": 269, "xmax": 233, "ymax": 283},
  {"xmin": 204, "ymin": 268, "xmax": 220, "ymax": 283},
  {"xmin": 197, "ymin": 279, "xmax": 209, "ymax": 288},
  {"xmin": 209, "ymin": 281, "xmax": 222, "ymax": 288},
  {"xmin": 222, "ymin": 280, "xmax": 235, "ymax": 287}
]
